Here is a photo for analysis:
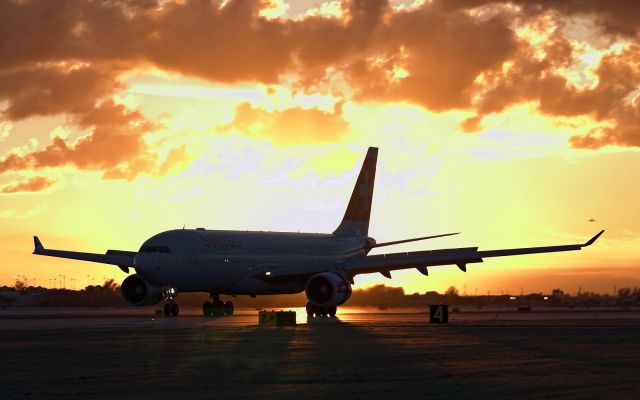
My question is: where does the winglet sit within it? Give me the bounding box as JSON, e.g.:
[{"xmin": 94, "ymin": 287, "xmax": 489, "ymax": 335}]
[
  {"xmin": 584, "ymin": 230, "xmax": 604, "ymax": 247},
  {"xmin": 33, "ymin": 236, "xmax": 44, "ymax": 252}
]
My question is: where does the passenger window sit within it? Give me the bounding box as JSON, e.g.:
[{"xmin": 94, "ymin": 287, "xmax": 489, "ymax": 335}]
[
  {"xmin": 141, "ymin": 245, "xmax": 157, "ymax": 253},
  {"xmin": 158, "ymin": 246, "xmax": 171, "ymax": 253}
]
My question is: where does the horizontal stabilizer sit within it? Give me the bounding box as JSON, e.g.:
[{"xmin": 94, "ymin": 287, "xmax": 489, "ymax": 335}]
[
  {"xmin": 33, "ymin": 235, "xmax": 136, "ymax": 270},
  {"xmin": 368, "ymin": 232, "xmax": 460, "ymax": 249}
]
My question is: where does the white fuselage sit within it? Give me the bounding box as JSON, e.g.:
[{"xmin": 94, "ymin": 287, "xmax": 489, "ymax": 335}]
[{"xmin": 133, "ymin": 229, "xmax": 367, "ymax": 295}]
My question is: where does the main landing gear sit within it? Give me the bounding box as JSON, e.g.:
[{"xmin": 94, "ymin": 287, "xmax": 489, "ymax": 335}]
[
  {"xmin": 306, "ymin": 302, "xmax": 337, "ymax": 318},
  {"xmin": 203, "ymin": 294, "xmax": 235, "ymax": 316},
  {"xmin": 162, "ymin": 288, "xmax": 179, "ymax": 317},
  {"xmin": 163, "ymin": 301, "xmax": 179, "ymax": 317}
]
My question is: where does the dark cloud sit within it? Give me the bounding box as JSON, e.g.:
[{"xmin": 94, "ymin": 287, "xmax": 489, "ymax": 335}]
[
  {"xmin": 142, "ymin": 0, "xmax": 295, "ymax": 83},
  {"xmin": 433, "ymin": 0, "xmax": 640, "ymax": 37},
  {"xmin": 470, "ymin": 36, "xmax": 640, "ymax": 148},
  {"xmin": 372, "ymin": 4, "xmax": 516, "ymax": 110},
  {"xmin": 0, "ymin": 176, "xmax": 54, "ymax": 193},
  {"xmin": 531, "ymin": 0, "xmax": 640, "ymax": 37},
  {"xmin": 0, "ymin": 66, "xmax": 121, "ymax": 120},
  {"xmin": 0, "ymin": 0, "xmax": 639, "ymax": 165}
]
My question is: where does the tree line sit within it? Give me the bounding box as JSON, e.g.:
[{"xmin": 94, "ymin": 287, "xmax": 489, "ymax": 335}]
[{"xmin": 2, "ymin": 281, "xmax": 639, "ymax": 309}]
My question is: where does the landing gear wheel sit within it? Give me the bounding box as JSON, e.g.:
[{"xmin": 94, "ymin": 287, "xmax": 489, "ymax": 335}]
[
  {"xmin": 223, "ymin": 301, "xmax": 235, "ymax": 316},
  {"xmin": 170, "ymin": 303, "xmax": 179, "ymax": 316},
  {"xmin": 306, "ymin": 302, "xmax": 316, "ymax": 317},
  {"xmin": 213, "ymin": 299, "xmax": 224, "ymax": 316},
  {"xmin": 164, "ymin": 303, "xmax": 171, "ymax": 317},
  {"xmin": 317, "ymin": 306, "xmax": 329, "ymax": 317},
  {"xmin": 203, "ymin": 301, "xmax": 212, "ymax": 316},
  {"xmin": 328, "ymin": 305, "xmax": 337, "ymax": 317}
]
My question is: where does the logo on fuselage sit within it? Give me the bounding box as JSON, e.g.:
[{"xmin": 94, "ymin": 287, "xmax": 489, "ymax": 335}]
[{"xmin": 198, "ymin": 234, "xmax": 241, "ymax": 249}]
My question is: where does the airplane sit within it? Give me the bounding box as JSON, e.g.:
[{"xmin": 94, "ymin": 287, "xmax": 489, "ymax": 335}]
[{"xmin": 33, "ymin": 147, "xmax": 604, "ymax": 317}]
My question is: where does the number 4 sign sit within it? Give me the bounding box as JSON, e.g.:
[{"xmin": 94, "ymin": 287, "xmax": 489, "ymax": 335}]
[{"xmin": 429, "ymin": 304, "xmax": 449, "ymax": 323}]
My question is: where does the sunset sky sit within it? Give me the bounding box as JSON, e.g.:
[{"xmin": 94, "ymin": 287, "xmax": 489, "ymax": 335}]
[{"xmin": 1, "ymin": 0, "xmax": 639, "ymax": 295}]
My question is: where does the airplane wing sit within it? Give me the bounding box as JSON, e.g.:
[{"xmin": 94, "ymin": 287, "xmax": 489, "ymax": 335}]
[
  {"xmin": 257, "ymin": 231, "xmax": 604, "ymax": 282},
  {"xmin": 32, "ymin": 236, "xmax": 135, "ymax": 273},
  {"xmin": 349, "ymin": 230, "xmax": 605, "ymax": 278}
]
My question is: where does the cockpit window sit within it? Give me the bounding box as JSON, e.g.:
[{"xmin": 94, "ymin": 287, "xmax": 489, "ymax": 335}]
[{"xmin": 140, "ymin": 245, "xmax": 171, "ymax": 253}]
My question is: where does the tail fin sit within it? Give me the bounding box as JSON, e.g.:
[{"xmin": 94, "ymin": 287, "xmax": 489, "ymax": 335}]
[{"xmin": 333, "ymin": 147, "xmax": 378, "ymax": 237}]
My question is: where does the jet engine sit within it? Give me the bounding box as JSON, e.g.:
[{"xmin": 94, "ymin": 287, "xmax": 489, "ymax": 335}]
[
  {"xmin": 121, "ymin": 274, "xmax": 162, "ymax": 306},
  {"xmin": 305, "ymin": 272, "xmax": 352, "ymax": 307}
]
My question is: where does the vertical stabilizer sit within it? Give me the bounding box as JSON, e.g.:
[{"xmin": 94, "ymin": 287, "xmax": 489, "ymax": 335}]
[{"xmin": 333, "ymin": 147, "xmax": 378, "ymax": 237}]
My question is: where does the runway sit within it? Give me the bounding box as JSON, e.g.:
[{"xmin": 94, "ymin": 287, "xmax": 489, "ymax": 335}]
[{"xmin": 1, "ymin": 308, "xmax": 639, "ymax": 399}]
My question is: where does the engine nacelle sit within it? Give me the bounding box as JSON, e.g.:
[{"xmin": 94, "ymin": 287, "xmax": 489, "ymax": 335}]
[
  {"xmin": 305, "ymin": 272, "xmax": 352, "ymax": 307},
  {"xmin": 121, "ymin": 274, "xmax": 162, "ymax": 306}
]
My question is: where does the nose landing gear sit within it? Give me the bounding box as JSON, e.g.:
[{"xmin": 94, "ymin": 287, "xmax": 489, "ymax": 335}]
[
  {"xmin": 203, "ymin": 294, "xmax": 235, "ymax": 316},
  {"xmin": 162, "ymin": 287, "xmax": 179, "ymax": 317}
]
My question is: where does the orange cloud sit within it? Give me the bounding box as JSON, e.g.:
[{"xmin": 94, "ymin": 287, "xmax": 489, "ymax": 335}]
[
  {"xmin": 0, "ymin": 176, "xmax": 54, "ymax": 193},
  {"xmin": 220, "ymin": 102, "xmax": 349, "ymax": 144},
  {"xmin": 0, "ymin": 101, "xmax": 166, "ymax": 180}
]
